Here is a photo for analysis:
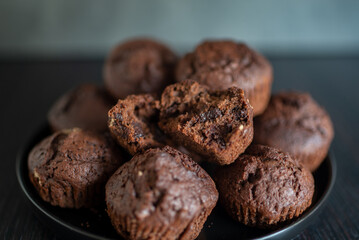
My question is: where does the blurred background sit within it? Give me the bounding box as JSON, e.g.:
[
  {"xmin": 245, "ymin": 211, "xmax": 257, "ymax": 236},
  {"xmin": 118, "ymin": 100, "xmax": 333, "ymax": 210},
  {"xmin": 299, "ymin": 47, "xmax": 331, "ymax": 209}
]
[
  {"xmin": 1, "ymin": 1, "xmax": 359, "ymax": 240},
  {"xmin": 1, "ymin": 0, "xmax": 359, "ymax": 58}
]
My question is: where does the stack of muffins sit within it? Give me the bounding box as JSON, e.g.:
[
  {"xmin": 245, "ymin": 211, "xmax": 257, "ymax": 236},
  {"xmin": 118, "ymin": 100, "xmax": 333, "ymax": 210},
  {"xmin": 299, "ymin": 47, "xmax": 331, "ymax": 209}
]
[{"xmin": 28, "ymin": 38, "xmax": 334, "ymax": 240}]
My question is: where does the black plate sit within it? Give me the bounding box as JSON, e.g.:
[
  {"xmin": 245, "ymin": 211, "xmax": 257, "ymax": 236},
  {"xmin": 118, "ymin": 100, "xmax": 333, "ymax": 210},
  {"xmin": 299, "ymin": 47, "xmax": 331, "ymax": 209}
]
[{"xmin": 16, "ymin": 124, "xmax": 336, "ymax": 240}]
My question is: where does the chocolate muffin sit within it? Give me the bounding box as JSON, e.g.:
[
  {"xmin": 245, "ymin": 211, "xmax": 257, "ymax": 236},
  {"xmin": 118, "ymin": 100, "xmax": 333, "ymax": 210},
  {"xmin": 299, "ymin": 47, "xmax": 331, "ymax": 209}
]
[
  {"xmin": 108, "ymin": 94, "xmax": 164, "ymax": 155},
  {"xmin": 28, "ymin": 128, "xmax": 125, "ymax": 208},
  {"xmin": 215, "ymin": 145, "xmax": 314, "ymax": 227},
  {"xmin": 108, "ymin": 94, "xmax": 204, "ymax": 163},
  {"xmin": 104, "ymin": 38, "xmax": 177, "ymax": 99},
  {"xmin": 254, "ymin": 92, "xmax": 334, "ymax": 172},
  {"xmin": 176, "ymin": 40, "xmax": 273, "ymax": 116},
  {"xmin": 159, "ymin": 80, "xmax": 254, "ymax": 165},
  {"xmin": 48, "ymin": 84, "xmax": 114, "ymax": 132},
  {"xmin": 105, "ymin": 146, "xmax": 218, "ymax": 240}
]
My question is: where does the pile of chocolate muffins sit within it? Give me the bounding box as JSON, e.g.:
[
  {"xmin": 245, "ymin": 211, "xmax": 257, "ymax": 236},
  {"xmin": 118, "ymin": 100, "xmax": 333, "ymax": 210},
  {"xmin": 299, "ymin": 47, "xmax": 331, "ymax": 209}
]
[{"xmin": 28, "ymin": 38, "xmax": 334, "ymax": 240}]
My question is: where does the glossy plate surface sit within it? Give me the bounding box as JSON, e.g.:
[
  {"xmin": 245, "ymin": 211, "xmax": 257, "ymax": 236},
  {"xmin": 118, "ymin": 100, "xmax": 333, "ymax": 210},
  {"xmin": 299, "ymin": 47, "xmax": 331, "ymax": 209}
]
[{"xmin": 16, "ymin": 124, "xmax": 336, "ymax": 240}]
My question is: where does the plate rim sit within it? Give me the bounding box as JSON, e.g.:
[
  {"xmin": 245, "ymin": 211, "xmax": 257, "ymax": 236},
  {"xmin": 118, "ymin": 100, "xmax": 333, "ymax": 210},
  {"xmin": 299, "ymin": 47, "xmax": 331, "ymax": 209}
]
[{"xmin": 16, "ymin": 124, "xmax": 337, "ymax": 240}]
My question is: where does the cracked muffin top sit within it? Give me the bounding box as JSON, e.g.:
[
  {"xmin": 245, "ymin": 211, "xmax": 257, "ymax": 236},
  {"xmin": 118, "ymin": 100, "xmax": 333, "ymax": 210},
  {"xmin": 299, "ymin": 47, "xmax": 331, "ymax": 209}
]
[
  {"xmin": 104, "ymin": 38, "xmax": 177, "ymax": 99},
  {"xmin": 28, "ymin": 128, "xmax": 125, "ymax": 208},
  {"xmin": 105, "ymin": 146, "xmax": 218, "ymax": 240},
  {"xmin": 215, "ymin": 145, "xmax": 314, "ymax": 227},
  {"xmin": 254, "ymin": 91, "xmax": 334, "ymax": 171}
]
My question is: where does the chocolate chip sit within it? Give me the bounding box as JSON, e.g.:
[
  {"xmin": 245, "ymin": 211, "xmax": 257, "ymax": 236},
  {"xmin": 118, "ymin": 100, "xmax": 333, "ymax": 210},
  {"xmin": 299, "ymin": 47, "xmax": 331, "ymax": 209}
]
[
  {"xmin": 232, "ymin": 107, "xmax": 248, "ymax": 122},
  {"xmin": 199, "ymin": 106, "xmax": 222, "ymax": 123},
  {"xmin": 132, "ymin": 122, "xmax": 145, "ymax": 140},
  {"xmin": 165, "ymin": 102, "xmax": 180, "ymax": 118},
  {"xmin": 115, "ymin": 113, "xmax": 123, "ymax": 122}
]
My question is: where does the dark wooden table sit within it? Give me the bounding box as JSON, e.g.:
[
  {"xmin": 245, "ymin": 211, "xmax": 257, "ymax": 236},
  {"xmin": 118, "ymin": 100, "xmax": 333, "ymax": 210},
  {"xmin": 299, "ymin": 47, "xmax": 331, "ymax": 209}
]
[{"xmin": 1, "ymin": 57, "xmax": 359, "ymax": 240}]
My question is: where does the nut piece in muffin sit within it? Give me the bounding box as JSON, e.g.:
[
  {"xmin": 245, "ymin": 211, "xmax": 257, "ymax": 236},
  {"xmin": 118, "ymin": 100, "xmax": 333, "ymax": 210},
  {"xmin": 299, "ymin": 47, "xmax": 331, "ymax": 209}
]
[
  {"xmin": 176, "ymin": 40, "xmax": 272, "ymax": 116},
  {"xmin": 28, "ymin": 128, "xmax": 125, "ymax": 208},
  {"xmin": 108, "ymin": 94, "xmax": 165, "ymax": 155},
  {"xmin": 215, "ymin": 145, "xmax": 314, "ymax": 227},
  {"xmin": 159, "ymin": 80, "xmax": 254, "ymax": 165},
  {"xmin": 104, "ymin": 38, "xmax": 177, "ymax": 99},
  {"xmin": 254, "ymin": 91, "xmax": 334, "ymax": 172},
  {"xmin": 48, "ymin": 83, "xmax": 115, "ymax": 133},
  {"xmin": 105, "ymin": 146, "xmax": 218, "ymax": 240}
]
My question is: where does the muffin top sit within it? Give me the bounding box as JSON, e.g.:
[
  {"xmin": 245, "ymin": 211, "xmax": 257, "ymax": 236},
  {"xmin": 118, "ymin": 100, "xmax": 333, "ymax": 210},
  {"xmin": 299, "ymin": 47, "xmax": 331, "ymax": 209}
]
[
  {"xmin": 106, "ymin": 146, "xmax": 218, "ymax": 239},
  {"xmin": 215, "ymin": 145, "xmax": 314, "ymax": 225},
  {"xmin": 104, "ymin": 38, "xmax": 177, "ymax": 99},
  {"xmin": 28, "ymin": 128, "xmax": 125, "ymax": 208},
  {"xmin": 176, "ymin": 40, "xmax": 272, "ymax": 92},
  {"xmin": 48, "ymin": 84, "xmax": 114, "ymax": 132},
  {"xmin": 254, "ymin": 91, "xmax": 334, "ymax": 171}
]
